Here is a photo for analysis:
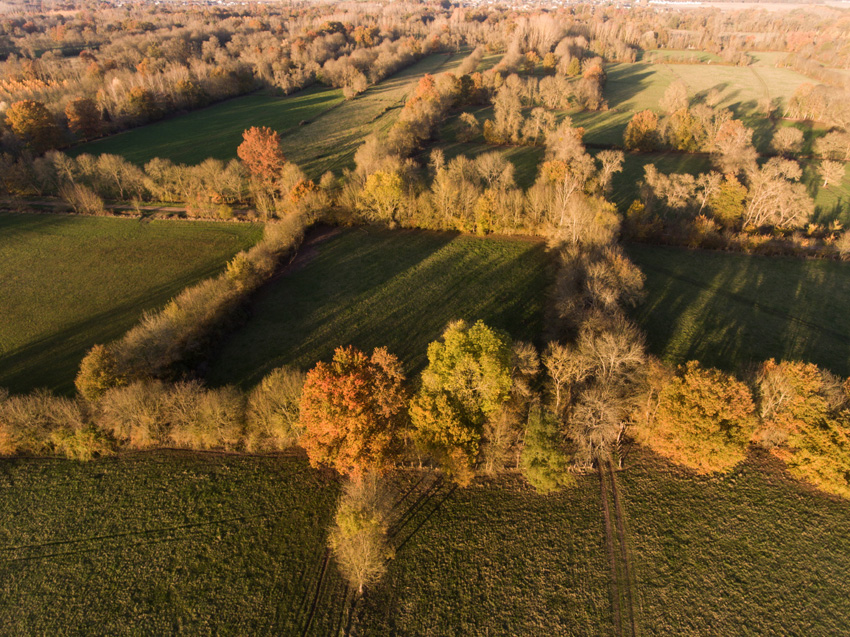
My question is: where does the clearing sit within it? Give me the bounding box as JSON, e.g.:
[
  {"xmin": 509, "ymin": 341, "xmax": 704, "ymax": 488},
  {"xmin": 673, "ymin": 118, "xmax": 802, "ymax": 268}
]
[
  {"xmin": 0, "ymin": 213, "xmax": 262, "ymax": 394},
  {"xmin": 70, "ymin": 85, "xmax": 344, "ymax": 166},
  {"xmin": 626, "ymin": 242, "xmax": 850, "ymax": 376},
  {"xmin": 205, "ymin": 226, "xmax": 549, "ymax": 388}
]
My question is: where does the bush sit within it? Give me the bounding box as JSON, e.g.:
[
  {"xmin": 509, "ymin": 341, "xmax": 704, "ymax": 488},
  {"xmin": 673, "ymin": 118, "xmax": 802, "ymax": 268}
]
[
  {"xmin": 167, "ymin": 382, "xmax": 244, "ymax": 450},
  {"xmin": 245, "ymin": 366, "xmax": 305, "ymax": 451},
  {"xmin": 520, "ymin": 403, "xmax": 575, "ymax": 494},
  {"xmin": 76, "ymin": 344, "xmax": 126, "ymax": 402},
  {"xmin": 96, "ymin": 381, "xmax": 171, "ymax": 449}
]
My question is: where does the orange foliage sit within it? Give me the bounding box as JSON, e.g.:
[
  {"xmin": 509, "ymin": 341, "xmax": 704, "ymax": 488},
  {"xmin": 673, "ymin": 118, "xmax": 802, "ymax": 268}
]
[{"xmin": 237, "ymin": 126, "xmax": 287, "ymax": 183}]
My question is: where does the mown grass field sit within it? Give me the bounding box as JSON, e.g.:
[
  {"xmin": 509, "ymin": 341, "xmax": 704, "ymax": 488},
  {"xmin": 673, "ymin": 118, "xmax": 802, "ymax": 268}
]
[
  {"xmin": 206, "ymin": 226, "xmax": 549, "ymax": 388},
  {"xmin": 282, "ymin": 52, "xmax": 465, "ymax": 178},
  {"xmin": 71, "ymin": 85, "xmax": 344, "ymax": 166},
  {"xmin": 626, "ymin": 242, "xmax": 850, "ymax": 377},
  {"xmin": 0, "ymin": 453, "xmax": 342, "ymax": 635},
  {"xmin": 356, "ymin": 473, "xmax": 613, "ymax": 635},
  {"xmin": 0, "ymin": 213, "xmax": 262, "ymax": 394},
  {"xmin": 620, "ymin": 446, "xmax": 850, "ymax": 635}
]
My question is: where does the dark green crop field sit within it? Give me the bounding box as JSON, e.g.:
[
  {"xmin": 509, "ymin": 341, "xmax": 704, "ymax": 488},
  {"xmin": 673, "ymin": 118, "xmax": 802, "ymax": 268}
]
[
  {"xmin": 70, "ymin": 86, "xmax": 345, "ymax": 166},
  {"xmin": 620, "ymin": 446, "xmax": 850, "ymax": 635},
  {"xmin": 0, "ymin": 213, "xmax": 262, "ymax": 394},
  {"xmin": 626, "ymin": 243, "xmax": 850, "ymax": 376},
  {"xmin": 206, "ymin": 226, "xmax": 549, "ymax": 387}
]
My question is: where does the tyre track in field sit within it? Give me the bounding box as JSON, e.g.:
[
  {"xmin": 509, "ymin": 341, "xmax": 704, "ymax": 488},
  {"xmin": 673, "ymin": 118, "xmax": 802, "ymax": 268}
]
[{"xmin": 599, "ymin": 456, "xmax": 639, "ymax": 637}]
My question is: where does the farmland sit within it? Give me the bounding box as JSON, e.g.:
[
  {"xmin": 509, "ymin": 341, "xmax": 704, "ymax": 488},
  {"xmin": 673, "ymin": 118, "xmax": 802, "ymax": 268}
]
[
  {"xmin": 71, "ymin": 85, "xmax": 344, "ymax": 166},
  {"xmin": 0, "ymin": 213, "xmax": 262, "ymax": 394},
  {"xmin": 626, "ymin": 242, "xmax": 850, "ymax": 377},
  {"xmin": 205, "ymin": 226, "xmax": 549, "ymax": 388},
  {"xmin": 620, "ymin": 446, "xmax": 850, "ymax": 635}
]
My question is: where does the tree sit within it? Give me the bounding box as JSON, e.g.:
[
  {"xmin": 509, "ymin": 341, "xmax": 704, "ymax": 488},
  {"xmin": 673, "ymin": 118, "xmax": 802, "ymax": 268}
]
[
  {"xmin": 633, "ymin": 361, "xmax": 757, "ymax": 474},
  {"xmin": 596, "ymin": 149, "xmax": 624, "ymax": 194},
  {"xmin": 771, "ymin": 127, "xmax": 804, "ymax": 157},
  {"xmin": 245, "ymin": 366, "xmax": 305, "ymax": 451},
  {"xmin": 237, "ymin": 126, "xmax": 287, "ymax": 183},
  {"xmin": 300, "ymin": 346, "xmax": 407, "ymax": 479},
  {"xmin": 65, "ymin": 97, "xmax": 102, "ymax": 140},
  {"xmin": 708, "ymin": 176, "xmax": 748, "ymax": 228},
  {"xmin": 520, "ymin": 403, "xmax": 574, "ymax": 493},
  {"xmin": 659, "ymin": 80, "xmax": 688, "ymax": 114},
  {"xmin": 329, "ymin": 475, "xmax": 394, "ymax": 594},
  {"xmin": 624, "ymin": 110, "xmax": 659, "ymax": 151},
  {"xmin": 456, "ymin": 112, "xmax": 480, "ymax": 142},
  {"xmin": 819, "ymin": 160, "xmax": 845, "ymax": 189},
  {"xmin": 75, "ymin": 344, "xmax": 125, "ymax": 402},
  {"xmin": 711, "ymin": 119, "xmax": 757, "ymax": 176},
  {"xmin": 358, "ymin": 170, "xmax": 406, "ymax": 223},
  {"xmin": 411, "ymin": 320, "xmax": 513, "ymax": 484},
  {"xmin": 5, "ymin": 100, "xmax": 61, "ymax": 152},
  {"xmin": 743, "ymin": 158, "xmax": 814, "ymax": 229}
]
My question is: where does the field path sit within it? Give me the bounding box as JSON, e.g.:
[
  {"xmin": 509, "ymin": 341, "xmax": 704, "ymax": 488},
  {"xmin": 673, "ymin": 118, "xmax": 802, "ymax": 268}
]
[
  {"xmin": 282, "ymin": 52, "xmax": 463, "ymax": 177},
  {"xmin": 599, "ymin": 456, "xmax": 640, "ymax": 637}
]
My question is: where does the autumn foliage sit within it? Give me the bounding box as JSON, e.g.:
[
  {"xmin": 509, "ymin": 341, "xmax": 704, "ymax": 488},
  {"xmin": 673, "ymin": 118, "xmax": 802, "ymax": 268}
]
[
  {"xmin": 300, "ymin": 346, "xmax": 407, "ymax": 479},
  {"xmin": 237, "ymin": 125, "xmax": 287, "ymax": 183},
  {"xmin": 633, "ymin": 360, "xmax": 758, "ymax": 474}
]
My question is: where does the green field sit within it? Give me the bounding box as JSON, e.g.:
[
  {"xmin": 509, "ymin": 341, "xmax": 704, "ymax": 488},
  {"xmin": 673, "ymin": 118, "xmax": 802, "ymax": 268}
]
[
  {"xmin": 626, "ymin": 242, "xmax": 850, "ymax": 377},
  {"xmin": 0, "ymin": 453, "xmax": 342, "ymax": 635},
  {"xmin": 206, "ymin": 226, "xmax": 549, "ymax": 387},
  {"xmin": 282, "ymin": 52, "xmax": 465, "ymax": 178},
  {"xmin": 0, "ymin": 213, "xmax": 263, "ymax": 394},
  {"xmin": 71, "ymin": 85, "xmax": 344, "ymax": 166},
  {"xmin": 574, "ymin": 62, "xmax": 812, "ymax": 148},
  {"xmin": 356, "ymin": 473, "xmax": 613, "ymax": 635},
  {"xmin": 620, "ymin": 446, "xmax": 850, "ymax": 635}
]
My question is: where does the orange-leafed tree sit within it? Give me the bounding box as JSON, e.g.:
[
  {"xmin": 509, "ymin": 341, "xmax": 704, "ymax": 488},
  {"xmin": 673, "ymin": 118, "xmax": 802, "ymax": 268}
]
[
  {"xmin": 5, "ymin": 100, "xmax": 61, "ymax": 152},
  {"xmin": 633, "ymin": 360, "xmax": 757, "ymax": 473},
  {"xmin": 300, "ymin": 346, "xmax": 407, "ymax": 479},
  {"xmin": 237, "ymin": 125, "xmax": 287, "ymax": 183},
  {"xmin": 65, "ymin": 97, "xmax": 102, "ymax": 140}
]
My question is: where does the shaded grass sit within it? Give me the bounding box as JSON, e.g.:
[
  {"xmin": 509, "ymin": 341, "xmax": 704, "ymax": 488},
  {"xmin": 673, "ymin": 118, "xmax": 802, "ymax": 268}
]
[
  {"xmin": 625, "ymin": 242, "xmax": 850, "ymax": 376},
  {"xmin": 0, "ymin": 213, "xmax": 263, "ymax": 394},
  {"xmin": 357, "ymin": 473, "xmax": 613, "ymax": 636},
  {"xmin": 206, "ymin": 226, "xmax": 549, "ymax": 387},
  {"xmin": 282, "ymin": 52, "xmax": 465, "ymax": 178},
  {"xmin": 0, "ymin": 453, "xmax": 341, "ymax": 635},
  {"xmin": 70, "ymin": 85, "xmax": 344, "ymax": 166},
  {"xmin": 620, "ymin": 446, "xmax": 850, "ymax": 635}
]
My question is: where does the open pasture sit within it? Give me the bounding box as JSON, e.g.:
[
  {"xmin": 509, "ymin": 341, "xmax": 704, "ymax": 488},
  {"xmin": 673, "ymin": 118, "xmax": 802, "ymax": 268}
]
[
  {"xmin": 0, "ymin": 213, "xmax": 262, "ymax": 394},
  {"xmin": 626, "ymin": 242, "xmax": 850, "ymax": 377},
  {"xmin": 70, "ymin": 85, "xmax": 344, "ymax": 166},
  {"xmin": 205, "ymin": 226, "xmax": 549, "ymax": 388}
]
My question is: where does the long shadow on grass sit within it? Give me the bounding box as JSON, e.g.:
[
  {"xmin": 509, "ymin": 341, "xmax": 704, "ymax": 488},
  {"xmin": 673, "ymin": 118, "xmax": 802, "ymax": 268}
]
[
  {"xmin": 626, "ymin": 243, "xmax": 850, "ymax": 376},
  {"xmin": 205, "ymin": 227, "xmax": 548, "ymax": 387}
]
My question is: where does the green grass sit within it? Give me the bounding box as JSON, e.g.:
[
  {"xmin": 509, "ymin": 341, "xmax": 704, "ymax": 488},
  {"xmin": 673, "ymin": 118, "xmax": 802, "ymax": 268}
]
[
  {"xmin": 206, "ymin": 226, "xmax": 549, "ymax": 387},
  {"xmin": 356, "ymin": 473, "xmax": 613, "ymax": 635},
  {"xmin": 0, "ymin": 213, "xmax": 263, "ymax": 394},
  {"xmin": 620, "ymin": 446, "xmax": 850, "ymax": 635},
  {"xmin": 71, "ymin": 85, "xmax": 345, "ymax": 166},
  {"xmin": 640, "ymin": 49, "xmax": 723, "ymax": 64},
  {"xmin": 282, "ymin": 52, "xmax": 465, "ymax": 178},
  {"xmin": 0, "ymin": 453, "xmax": 341, "ymax": 635},
  {"xmin": 625, "ymin": 242, "xmax": 850, "ymax": 376}
]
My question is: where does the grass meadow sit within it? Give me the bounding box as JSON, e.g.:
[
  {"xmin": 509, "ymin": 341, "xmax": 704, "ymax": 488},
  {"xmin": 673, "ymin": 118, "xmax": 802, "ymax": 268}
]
[
  {"xmin": 620, "ymin": 446, "xmax": 850, "ymax": 635},
  {"xmin": 0, "ymin": 213, "xmax": 262, "ymax": 394},
  {"xmin": 205, "ymin": 226, "xmax": 549, "ymax": 388},
  {"xmin": 0, "ymin": 453, "xmax": 342, "ymax": 635},
  {"xmin": 71, "ymin": 85, "xmax": 344, "ymax": 166},
  {"xmin": 626, "ymin": 242, "xmax": 850, "ymax": 377}
]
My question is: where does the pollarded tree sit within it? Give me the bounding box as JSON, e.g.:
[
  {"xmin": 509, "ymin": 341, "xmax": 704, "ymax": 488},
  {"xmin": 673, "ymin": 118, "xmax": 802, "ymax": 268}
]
[
  {"xmin": 624, "ymin": 110, "xmax": 659, "ymax": 152},
  {"xmin": 300, "ymin": 346, "xmax": 407, "ymax": 479},
  {"xmin": 633, "ymin": 360, "xmax": 757, "ymax": 473},
  {"xmin": 237, "ymin": 126, "xmax": 287, "ymax": 183},
  {"xmin": 410, "ymin": 320, "xmax": 514, "ymax": 484},
  {"xmin": 5, "ymin": 100, "xmax": 61, "ymax": 152}
]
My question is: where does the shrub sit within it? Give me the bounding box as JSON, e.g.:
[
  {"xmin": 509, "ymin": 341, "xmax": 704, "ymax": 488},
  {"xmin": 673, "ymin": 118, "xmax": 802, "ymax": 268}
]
[
  {"xmin": 520, "ymin": 403, "xmax": 575, "ymax": 493},
  {"xmin": 76, "ymin": 344, "xmax": 126, "ymax": 402},
  {"xmin": 167, "ymin": 382, "xmax": 244, "ymax": 450},
  {"xmin": 96, "ymin": 381, "xmax": 171, "ymax": 449},
  {"xmin": 245, "ymin": 366, "xmax": 305, "ymax": 451}
]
